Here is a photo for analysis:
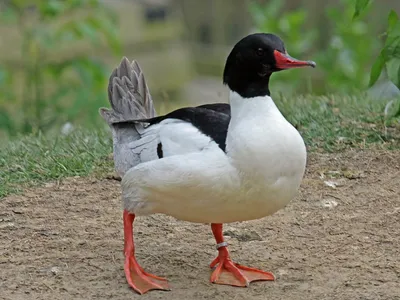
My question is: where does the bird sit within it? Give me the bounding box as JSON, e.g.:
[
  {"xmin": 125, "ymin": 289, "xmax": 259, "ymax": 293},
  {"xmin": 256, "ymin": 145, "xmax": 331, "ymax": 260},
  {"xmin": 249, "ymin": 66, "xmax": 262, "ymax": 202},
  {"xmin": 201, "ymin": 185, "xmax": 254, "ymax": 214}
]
[{"xmin": 100, "ymin": 33, "xmax": 316, "ymax": 295}]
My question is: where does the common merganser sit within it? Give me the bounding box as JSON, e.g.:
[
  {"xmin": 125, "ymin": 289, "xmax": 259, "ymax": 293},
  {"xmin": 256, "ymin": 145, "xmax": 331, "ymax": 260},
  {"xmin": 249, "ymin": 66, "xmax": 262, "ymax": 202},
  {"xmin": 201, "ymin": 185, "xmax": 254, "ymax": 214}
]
[{"xmin": 100, "ymin": 33, "xmax": 316, "ymax": 295}]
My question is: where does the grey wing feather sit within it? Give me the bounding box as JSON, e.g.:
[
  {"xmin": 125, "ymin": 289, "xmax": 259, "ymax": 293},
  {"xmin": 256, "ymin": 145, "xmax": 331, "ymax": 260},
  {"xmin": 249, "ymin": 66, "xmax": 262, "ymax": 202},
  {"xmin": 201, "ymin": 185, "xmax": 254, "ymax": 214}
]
[{"xmin": 99, "ymin": 57, "xmax": 156, "ymax": 177}]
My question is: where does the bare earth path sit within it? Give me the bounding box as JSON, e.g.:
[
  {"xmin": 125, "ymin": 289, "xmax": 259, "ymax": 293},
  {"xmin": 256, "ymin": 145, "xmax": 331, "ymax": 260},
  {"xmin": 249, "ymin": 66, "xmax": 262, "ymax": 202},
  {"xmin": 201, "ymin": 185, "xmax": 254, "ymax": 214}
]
[{"xmin": 1, "ymin": 150, "xmax": 399, "ymax": 300}]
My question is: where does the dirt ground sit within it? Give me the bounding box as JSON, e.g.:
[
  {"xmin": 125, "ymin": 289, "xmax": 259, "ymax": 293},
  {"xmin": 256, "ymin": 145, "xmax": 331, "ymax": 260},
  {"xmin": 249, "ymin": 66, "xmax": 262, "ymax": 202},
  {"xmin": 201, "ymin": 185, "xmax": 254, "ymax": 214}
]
[{"xmin": 1, "ymin": 150, "xmax": 399, "ymax": 300}]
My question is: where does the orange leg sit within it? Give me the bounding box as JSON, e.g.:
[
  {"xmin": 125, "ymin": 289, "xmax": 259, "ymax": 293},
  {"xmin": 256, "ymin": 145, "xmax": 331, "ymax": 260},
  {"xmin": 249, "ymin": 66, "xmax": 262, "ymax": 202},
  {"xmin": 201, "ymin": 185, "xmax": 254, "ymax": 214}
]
[
  {"xmin": 210, "ymin": 223, "xmax": 275, "ymax": 287},
  {"xmin": 123, "ymin": 210, "xmax": 170, "ymax": 294}
]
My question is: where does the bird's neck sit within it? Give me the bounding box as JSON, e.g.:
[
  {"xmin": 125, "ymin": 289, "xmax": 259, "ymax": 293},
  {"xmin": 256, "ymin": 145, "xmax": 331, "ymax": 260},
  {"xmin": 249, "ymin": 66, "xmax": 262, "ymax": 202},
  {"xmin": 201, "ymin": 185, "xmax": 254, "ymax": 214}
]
[
  {"xmin": 224, "ymin": 70, "xmax": 271, "ymax": 98},
  {"xmin": 228, "ymin": 90, "xmax": 280, "ymax": 123}
]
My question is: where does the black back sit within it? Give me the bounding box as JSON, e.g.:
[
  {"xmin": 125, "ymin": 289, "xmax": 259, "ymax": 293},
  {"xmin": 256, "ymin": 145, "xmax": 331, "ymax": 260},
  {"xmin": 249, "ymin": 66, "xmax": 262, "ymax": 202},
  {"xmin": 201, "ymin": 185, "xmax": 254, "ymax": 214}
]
[{"xmin": 138, "ymin": 103, "xmax": 231, "ymax": 152}]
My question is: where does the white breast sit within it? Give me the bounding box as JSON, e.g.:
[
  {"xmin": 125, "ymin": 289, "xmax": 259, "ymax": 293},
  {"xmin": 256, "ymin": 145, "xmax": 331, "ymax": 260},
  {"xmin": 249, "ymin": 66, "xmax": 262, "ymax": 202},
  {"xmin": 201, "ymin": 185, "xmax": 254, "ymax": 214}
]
[
  {"xmin": 122, "ymin": 92, "xmax": 306, "ymax": 223},
  {"xmin": 224, "ymin": 91, "xmax": 307, "ymax": 220}
]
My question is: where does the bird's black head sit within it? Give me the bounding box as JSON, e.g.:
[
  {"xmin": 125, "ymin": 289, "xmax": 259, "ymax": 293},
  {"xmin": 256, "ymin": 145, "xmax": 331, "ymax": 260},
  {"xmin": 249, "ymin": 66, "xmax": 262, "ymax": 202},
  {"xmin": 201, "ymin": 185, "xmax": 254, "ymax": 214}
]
[{"xmin": 223, "ymin": 33, "xmax": 316, "ymax": 98}]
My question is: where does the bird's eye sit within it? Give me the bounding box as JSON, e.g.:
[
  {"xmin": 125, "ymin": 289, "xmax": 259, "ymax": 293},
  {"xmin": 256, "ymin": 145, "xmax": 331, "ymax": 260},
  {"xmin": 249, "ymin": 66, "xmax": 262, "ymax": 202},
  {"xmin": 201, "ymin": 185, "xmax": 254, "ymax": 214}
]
[{"xmin": 256, "ymin": 48, "xmax": 265, "ymax": 56}]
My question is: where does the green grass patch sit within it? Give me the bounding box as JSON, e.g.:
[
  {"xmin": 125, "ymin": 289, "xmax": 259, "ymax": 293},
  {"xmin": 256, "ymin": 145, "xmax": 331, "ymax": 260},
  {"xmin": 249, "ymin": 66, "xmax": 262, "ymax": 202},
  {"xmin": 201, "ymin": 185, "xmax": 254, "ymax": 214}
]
[
  {"xmin": 0, "ymin": 129, "xmax": 113, "ymax": 198},
  {"xmin": 1, "ymin": 94, "xmax": 399, "ymax": 199},
  {"xmin": 278, "ymin": 94, "xmax": 400, "ymax": 152}
]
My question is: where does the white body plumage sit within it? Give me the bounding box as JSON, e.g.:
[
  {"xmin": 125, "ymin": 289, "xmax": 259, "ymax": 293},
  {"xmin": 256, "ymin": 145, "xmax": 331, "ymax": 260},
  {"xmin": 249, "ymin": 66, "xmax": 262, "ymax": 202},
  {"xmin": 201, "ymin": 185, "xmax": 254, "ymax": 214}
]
[{"xmin": 121, "ymin": 91, "xmax": 306, "ymax": 223}]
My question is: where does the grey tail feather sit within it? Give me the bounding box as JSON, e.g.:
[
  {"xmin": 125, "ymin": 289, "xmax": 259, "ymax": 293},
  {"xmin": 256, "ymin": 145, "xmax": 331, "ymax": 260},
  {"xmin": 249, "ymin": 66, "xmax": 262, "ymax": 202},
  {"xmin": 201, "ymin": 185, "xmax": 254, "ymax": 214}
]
[
  {"xmin": 99, "ymin": 57, "xmax": 156, "ymax": 125},
  {"xmin": 99, "ymin": 57, "xmax": 156, "ymax": 177}
]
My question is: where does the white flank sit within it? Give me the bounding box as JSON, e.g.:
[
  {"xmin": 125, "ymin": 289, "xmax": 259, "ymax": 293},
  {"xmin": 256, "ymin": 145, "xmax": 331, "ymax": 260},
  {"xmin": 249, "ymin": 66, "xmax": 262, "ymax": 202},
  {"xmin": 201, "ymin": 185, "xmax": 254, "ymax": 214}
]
[{"xmin": 122, "ymin": 91, "xmax": 307, "ymax": 223}]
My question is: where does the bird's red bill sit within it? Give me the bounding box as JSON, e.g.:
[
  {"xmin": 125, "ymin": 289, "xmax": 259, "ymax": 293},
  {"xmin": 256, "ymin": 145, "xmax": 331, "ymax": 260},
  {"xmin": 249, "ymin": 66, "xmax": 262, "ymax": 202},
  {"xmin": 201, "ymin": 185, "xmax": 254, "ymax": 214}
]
[{"xmin": 274, "ymin": 50, "xmax": 316, "ymax": 69}]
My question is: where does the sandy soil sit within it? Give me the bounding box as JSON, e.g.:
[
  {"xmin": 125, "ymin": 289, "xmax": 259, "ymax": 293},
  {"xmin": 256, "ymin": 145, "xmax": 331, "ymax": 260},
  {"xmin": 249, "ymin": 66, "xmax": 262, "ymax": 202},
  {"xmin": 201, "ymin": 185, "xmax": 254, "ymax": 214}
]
[{"xmin": 1, "ymin": 150, "xmax": 399, "ymax": 300}]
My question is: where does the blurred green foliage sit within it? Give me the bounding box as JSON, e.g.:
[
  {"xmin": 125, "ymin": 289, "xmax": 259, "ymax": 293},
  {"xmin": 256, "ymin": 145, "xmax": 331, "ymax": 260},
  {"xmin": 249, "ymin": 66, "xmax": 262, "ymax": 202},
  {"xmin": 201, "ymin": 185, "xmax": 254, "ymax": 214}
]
[
  {"xmin": 250, "ymin": 0, "xmax": 400, "ymax": 123},
  {"xmin": 0, "ymin": 0, "xmax": 398, "ymax": 138},
  {"xmin": 316, "ymin": 0, "xmax": 380, "ymax": 93},
  {"xmin": 353, "ymin": 0, "xmax": 400, "ymax": 93},
  {"xmin": 250, "ymin": 0, "xmax": 381, "ymax": 94},
  {"xmin": 368, "ymin": 11, "xmax": 400, "ymax": 89},
  {"xmin": 353, "ymin": 0, "xmax": 400, "ymax": 120},
  {"xmin": 249, "ymin": 0, "xmax": 317, "ymax": 94},
  {"xmin": 0, "ymin": 0, "xmax": 120, "ymax": 137}
]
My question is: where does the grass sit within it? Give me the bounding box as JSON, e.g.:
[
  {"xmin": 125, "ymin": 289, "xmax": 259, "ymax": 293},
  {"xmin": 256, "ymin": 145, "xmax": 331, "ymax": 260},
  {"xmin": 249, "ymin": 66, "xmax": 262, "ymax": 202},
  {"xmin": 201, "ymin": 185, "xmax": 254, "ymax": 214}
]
[
  {"xmin": 278, "ymin": 94, "xmax": 400, "ymax": 152},
  {"xmin": 1, "ymin": 94, "xmax": 399, "ymax": 199},
  {"xmin": 0, "ymin": 129, "xmax": 113, "ymax": 198}
]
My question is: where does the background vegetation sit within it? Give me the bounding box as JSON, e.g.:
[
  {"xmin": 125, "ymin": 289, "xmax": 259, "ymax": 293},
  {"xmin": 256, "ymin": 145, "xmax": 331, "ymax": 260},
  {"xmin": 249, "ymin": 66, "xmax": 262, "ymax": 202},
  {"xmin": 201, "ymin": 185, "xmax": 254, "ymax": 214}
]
[
  {"xmin": 0, "ymin": 0, "xmax": 399, "ymax": 197},
  {"xmin": 0, "ymin": 0, "xmax": 120, "ymax": 138},
  {"xmin": 0, "ymin": 0, "xmax": 399, "ymax": 138}
]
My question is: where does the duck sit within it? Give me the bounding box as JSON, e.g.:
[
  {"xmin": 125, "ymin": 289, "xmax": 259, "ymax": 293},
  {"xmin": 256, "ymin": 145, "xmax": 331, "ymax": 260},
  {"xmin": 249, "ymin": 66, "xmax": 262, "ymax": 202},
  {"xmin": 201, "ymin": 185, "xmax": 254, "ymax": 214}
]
[{"xmin": 100, "ymin": 33, "xmax": 316, "ymax": 295}]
